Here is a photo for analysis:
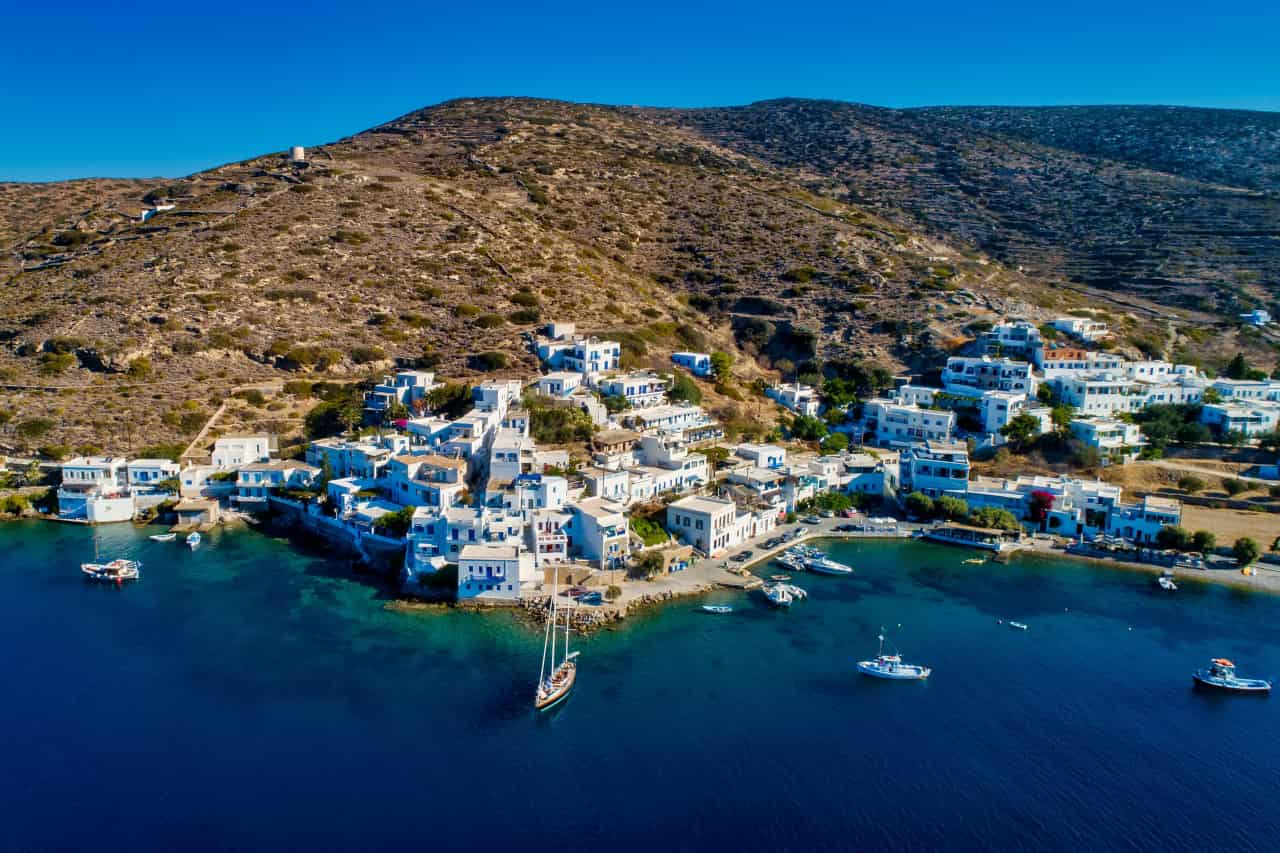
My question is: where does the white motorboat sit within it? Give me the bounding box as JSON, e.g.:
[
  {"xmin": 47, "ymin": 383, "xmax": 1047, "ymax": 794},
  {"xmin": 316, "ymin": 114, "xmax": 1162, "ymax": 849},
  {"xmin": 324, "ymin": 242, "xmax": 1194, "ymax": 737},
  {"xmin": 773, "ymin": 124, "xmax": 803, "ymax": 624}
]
[
  {"xmin": 149, "ymin": 533, "xmax": 177, "ymax": 543},
  {"xmin": 186, "ymin": 531, "xmax": 202, "ymax": 549},
  {"xmin": 1157, "ymin": 571, "xmax": 1178, "ymax": 591},
  {"xmin": 804, "ymin": 553, "xmax": 854, "ymax": 575},
  {"xmin": 1007, "ymin": 621, "xmax": 1029, "ymax": 631},
  {"xmin": 701, "ymin": 604, "xmax": 734, "ymax": 614},
  {"xmin": 857, "ymin": 632, "xmax": 930, "ymax": 680},
  {"xmin": 762, "ymin": 585, "xmax": 793, "ymax": 608}
]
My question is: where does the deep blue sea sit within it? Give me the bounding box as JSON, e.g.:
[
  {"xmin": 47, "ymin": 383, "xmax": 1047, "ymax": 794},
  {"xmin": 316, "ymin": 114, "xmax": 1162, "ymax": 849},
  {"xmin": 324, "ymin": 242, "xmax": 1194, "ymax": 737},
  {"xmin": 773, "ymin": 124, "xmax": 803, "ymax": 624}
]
[{"xmin": 3, "ymin": 521, "xmax": 1280, "ymax": 852}]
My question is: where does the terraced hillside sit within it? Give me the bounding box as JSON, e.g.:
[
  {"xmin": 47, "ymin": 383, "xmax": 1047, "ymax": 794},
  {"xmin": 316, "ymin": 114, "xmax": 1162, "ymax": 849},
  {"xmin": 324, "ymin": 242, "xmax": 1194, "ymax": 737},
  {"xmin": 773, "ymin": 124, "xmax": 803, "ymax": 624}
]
[
  {"xmin": 0, "ymin": 98, "xmax": 1041, "ymax": 454},
  {"xmin": 650, "ymin": 100, "xmax": 1280, "ymax": 315}
]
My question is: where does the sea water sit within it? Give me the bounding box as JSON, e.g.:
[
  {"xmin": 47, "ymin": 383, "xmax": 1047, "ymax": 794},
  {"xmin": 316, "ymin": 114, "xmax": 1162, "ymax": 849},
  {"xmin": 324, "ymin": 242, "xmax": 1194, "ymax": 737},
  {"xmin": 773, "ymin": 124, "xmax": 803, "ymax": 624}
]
[{"xmin": 3, "ymin": 521, "xmax": 1279, "ymax": 851}]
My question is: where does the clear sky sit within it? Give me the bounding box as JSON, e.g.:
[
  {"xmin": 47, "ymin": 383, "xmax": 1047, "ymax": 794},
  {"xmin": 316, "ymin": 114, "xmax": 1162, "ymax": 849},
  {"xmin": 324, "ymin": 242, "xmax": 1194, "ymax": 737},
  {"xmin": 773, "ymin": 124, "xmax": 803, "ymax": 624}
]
[{"xmin": 3, "ymin": 0, "xmax": 1277, "ymax": 181}]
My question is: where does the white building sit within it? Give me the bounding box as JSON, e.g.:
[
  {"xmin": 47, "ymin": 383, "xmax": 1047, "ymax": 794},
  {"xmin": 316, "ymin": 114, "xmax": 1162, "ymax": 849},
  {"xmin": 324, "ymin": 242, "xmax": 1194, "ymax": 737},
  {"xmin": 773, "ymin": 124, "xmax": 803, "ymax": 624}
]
[
  {"xmin": 126, "ymin": 458, "xmax": 180, "ymax": 490},
  {"xmin": 941, "ymin": 356, "xmax": 1037, "ymax": 395},
  {"xmin": 863, "ymin": 398, "xmax": 955, "ymax": 447},
  {"xmin": 623, "ymin": 403, "xmax": 714, "ymax": 434},
  {"xmin": 534, "ymin": 371, "xmax": 583, "ymax": 398},
  {"xmin": 734, "ymin": 443, "xmax": 787, "ymax": 470},
  {"xmin": 568, "ymin": 498, "xmax": 630, "ymax": 569},
  {"xmin": 979, "ymin": 391, "xmax": 1052, "ymax": 436},
  {"xmin": 211, "ymin": 435, "xmax": 273, "ymax": 469},
  {"xmin": 1035, "ymin": 347, "xmax": 1125, "ymax": 374},
  {"xmin": 364, "ymin": 370, "xmax": 439, "ymax": 415},
  {"xmin": 383, "ymin": 453, "xmax": 468, "ymax": 509},
  {"xmin": 1106, "ymin": 496, "xmax": 1182, "ymax": 544},
  {"xmin": 1211, "ymin": 378, "xmax": 1280, "ymax": 402},
  {"xmin": 667, "ymin": 495, "xmax": 741, "ymax": 556},
  {"xmin": 58, "ymin": 456, "xmax": 134, "ymax": 523},
  {"xmin": 1069, "ymin": 417, "xmax": 1147, "ymax": 462},
  {"xmin": 900, "ymin": 441, "xmax": 970, "ymax": 499},
  {"xmin": 1200, "ymin": 402, "xmax": 1280, "ymax": 437},
  {"xmin": 234, "ymin": 460, "xmax": 321, "ymax": 509},
  {"xmin": 563, "ymin": 337, "xmax": 621, "ymax": 374},
  {"xmin": 671, "ymin": 351, "xmax": 712, "ymax": 377},
  {"xmin": 1051, "ymin": 316, "xmax": 1109, "ymax": 343},
  {"xmin": 488, "ymin": 430, "xmax": 536, "ymax": 481},
  {"xmin": 767, "ymin": 382, "xmax": 821, "ymax": 417},
  {"xmin": 599, "ymin": 371, "xmax": 669, "ymax": 408},
  {"xmin": 842, "ymin": 452, "xmax": 899, "ymax": 498},
  {"xmin": 982, "ymin": 320, "xmax": 1043, "ymax": 356},
  {"xmin": 457, "ymin": 544, "xmax": 537, "ymax": 601}
]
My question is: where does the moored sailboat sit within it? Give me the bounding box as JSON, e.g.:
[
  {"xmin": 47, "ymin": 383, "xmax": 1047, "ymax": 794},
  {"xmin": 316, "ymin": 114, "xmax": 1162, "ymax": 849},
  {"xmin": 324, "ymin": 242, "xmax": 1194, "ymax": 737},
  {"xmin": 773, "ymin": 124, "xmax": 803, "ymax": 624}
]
[
  {"xmin": 81, "ymin": 529, "xmax": 140, "ymax": 584},
  {"xmin": 536, "ymin": 566, "xmax": 579, "ymax": 711}
]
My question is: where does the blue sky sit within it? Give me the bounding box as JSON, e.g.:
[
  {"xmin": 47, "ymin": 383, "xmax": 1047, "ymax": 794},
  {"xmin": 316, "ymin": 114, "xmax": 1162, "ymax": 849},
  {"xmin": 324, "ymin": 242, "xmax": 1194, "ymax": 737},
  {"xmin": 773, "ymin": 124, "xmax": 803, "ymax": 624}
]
[{"xmin": 3, "ymin": 1, "xmax": 1277, "ymax": 181}]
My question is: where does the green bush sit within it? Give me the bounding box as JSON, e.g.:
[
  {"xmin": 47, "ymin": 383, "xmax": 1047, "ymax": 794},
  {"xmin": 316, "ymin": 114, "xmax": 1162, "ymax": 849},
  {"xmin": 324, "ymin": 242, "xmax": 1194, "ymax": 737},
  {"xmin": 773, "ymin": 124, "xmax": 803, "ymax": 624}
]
[
  {"xmin": 349, "ymin": 345, "xmax": 386, "ymax": 365},
  {"xmin": 509, "ymin": 291, "xmax": 540, "ymax": 307},
  {"xmin": 970, "ymin": 507, "xmax": 1020, "ymax": 531},
  {"xmin": 1222, "ymin": 478, "xmax": 1248, "ymax": 497},
  {"xmin": 904, "ymin": 491, "xmax": 933, "ymax": 518},
  {"xmin": 668, "ymin": 372, "xmax": 702, "ymax": 405},
  {"xmin": 474, "ymin": 313, "xmax": 506, "ymax": 329},
  {"xmin": 509, "ymin": 308, "xmax": 541, "ymax": 324},
  {"xmin": 631, "ymin": 517, "xmax": 669, "ymax": 546},
  {"xmin": 16, "ymin": 418, "xmax": 55, "ymax": 439},
  {"xmin": 38, "ymin": 351, "xmax": 75, "ymax": 375},
  {"xmin": 470, "ymin": 351, "xmax": 508, "ymax": 372},
  {"xmin": 1177, "ymin": 475, "xmax": 1205, "ymax": 494}
]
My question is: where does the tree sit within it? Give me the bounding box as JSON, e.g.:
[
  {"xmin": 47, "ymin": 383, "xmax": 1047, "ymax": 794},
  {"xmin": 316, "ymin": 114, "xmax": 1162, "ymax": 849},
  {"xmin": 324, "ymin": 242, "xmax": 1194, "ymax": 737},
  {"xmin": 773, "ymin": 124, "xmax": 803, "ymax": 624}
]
[
  {"xmin": 1176, "ymin": 422, "xmax": 1211, "ymax": 445},
  {"xmin": 970, "ymin": 507, "xmax": 1020, "ymax": 531},
  {"xmin": 1000, "ymin": 413, "xmax": 1041, "ymax": 449},
  {"xmin": 426, "ymin": 383, "xmax": 474, "ymax": 419},
  {"xmin": 373, "ymin": 506, "xmax": 415, "ymax": 538},
  {"xmin": 701, "ymin": 446, "xmax": 729, "ymax": 469},
  {"xmin": 304, "ymin": 398, "xmax": 362, "ymax": 439},
  {"xmin": 127, "ymin": 356, "xmax": 152, "ymax": 378},
  {"xmin": 668, "ymin": 371, "xmax": 702, "ymax": 405},
  {"xmin": 1050, "ymin": 404, "xmax": 1076, "ymax": 434},
  {"xmin": 1233, "ymin": 537, "xmax": 1261, "ymax": 566},
  {"xmin": 935, "ymin": 495, "xmax": 969, "ymax": 521},
  {"xmin": 1156, "ymin": 525, "xmax": 1193, "ymax": 551},
  {"xmin": 1201, "ymin": 387, "xmax": 1223, "ymax": 405},
  {"xmin": 1177, "ymin": 475, "xmax": 1206, "ymax": 494},
  {"xmin": 904, "ymin": 491, "xmax": 934, "ymax": 518},
  {"xmin": 1225, "ymin": 352, "xmax": 1249, "ymax": 380},
  {"xmin": 709, "ymin": 351, "xmax": 733, "ymax": 380},
  {"xmin": 1191, "ymin": 530, "xmax": 1216, "ymax": 553},
  {"xmin": 821, "ymin": 432, "xmax": 849, "ymax": 453},
  {"xmin": 790, "ymin": 415, "xmax": 828, "ymax": 441},
  {"xmin": 629, "ymin": 551, "xmax": 665, "ymax": 580}
]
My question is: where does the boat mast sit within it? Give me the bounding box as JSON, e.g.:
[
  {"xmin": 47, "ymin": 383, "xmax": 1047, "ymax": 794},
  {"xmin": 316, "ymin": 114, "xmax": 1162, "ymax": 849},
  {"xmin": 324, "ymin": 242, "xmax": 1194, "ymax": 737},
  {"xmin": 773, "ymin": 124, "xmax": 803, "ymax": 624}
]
[{"xmin": 540, "ymin": 565, "xmax": 557, "ymax": 686}]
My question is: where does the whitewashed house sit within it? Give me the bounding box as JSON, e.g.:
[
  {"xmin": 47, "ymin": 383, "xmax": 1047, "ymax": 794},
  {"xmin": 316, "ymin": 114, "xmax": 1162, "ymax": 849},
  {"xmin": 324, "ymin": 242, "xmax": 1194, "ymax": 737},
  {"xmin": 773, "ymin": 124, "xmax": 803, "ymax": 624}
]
[
  {"xmin": 767, "ymin": 382, "xmax": 821, "ymax": 417},
  {"xmin": 864, "ymin": 399, "xmax": 955, "ymax": 447},
  {"xmin": 1051, "ymin": 316, "xmax": 1109, "ymax": 342},
  {"xmin": 900, "ymin": 442, "xmax": 970, "ymax": 499},
  {"xmin": 457, "ymin": 544, "xmax": 537, "ymax": 602},
  {"xmin": 127, "ymin": 458, "xmax": 180, "ymax": 491},
  {"xmin": 211, "ymin": 435, "xmax": 273, "ymax": 469},
  {"xmin": 1069, "ymin": 418, "xmax": 1146, "ymax": 462},
  {"xmin": 667, "ymin": 495, "xmax": 741, "ymax": 556},
  {"xmin": 58, "ymin": 456, "xmax": 133, "ymax": 523},
  {"xmin": 671, "ymin": 351, "xmax": 713, "ymax": 377},
  {"xmin": 599, "ymin": 371, "xmax": 669, "ymax": 408},
  {"xmin": 234, "ymin": 460, "xmax": 321, "ymax": 509},
  {"xmin": 364, "ymin": 370, "xmax": 439, "ymax": 415}
]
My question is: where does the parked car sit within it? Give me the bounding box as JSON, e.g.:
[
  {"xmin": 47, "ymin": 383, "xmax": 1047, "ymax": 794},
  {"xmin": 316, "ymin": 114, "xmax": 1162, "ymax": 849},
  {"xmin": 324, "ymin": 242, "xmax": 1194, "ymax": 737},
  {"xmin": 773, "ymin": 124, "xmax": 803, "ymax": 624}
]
[
  {"xmin": 835, "ymin": 524, "xmax": 856, "ymax": 532},
  {"xmin": 820, "ymin": 510, "xmax": 835, "ymax": 518},
  {"xmin": 841, "ymin": 509, "xmax": 858, "ymax": 518},
  {"xmin": 802, "ymin": 515, "xmax": 821, "ymax": 525}
]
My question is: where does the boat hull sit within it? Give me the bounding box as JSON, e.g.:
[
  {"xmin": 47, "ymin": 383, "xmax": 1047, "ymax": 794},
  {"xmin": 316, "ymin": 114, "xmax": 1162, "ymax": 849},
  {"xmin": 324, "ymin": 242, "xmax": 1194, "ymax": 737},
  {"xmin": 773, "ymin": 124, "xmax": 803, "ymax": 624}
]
[
  {"xmin": 857, "ymin": 661, "xmax": 931, "ymax": 680},
  {"xmin": 536, "ymin": 662, "xmax": 577, "ymax": 710},
  {"xmin": 1192, "ymin": 673, "xmax": 1271, "ymax": 694},
  {"xmin": 806, "ymin": 562, "xmax": 853, "ymax": 576}
]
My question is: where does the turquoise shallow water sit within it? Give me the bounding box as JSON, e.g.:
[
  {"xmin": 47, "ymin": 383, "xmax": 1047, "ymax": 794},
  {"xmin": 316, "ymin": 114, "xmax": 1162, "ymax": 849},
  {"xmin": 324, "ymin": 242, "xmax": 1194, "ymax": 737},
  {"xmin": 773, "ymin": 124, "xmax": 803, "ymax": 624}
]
[{"xmin": 3, "ymin": 521, "xmax": 1280, "ymax": 852}]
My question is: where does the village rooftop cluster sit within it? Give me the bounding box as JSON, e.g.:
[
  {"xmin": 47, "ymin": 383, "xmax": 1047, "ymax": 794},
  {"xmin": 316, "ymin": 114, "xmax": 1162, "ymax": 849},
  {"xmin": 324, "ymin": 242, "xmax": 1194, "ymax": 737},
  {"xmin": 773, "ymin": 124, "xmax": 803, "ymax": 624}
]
[{"xmin": 52, "ymin": 313, "xmax": 1280, "ymax": 601}]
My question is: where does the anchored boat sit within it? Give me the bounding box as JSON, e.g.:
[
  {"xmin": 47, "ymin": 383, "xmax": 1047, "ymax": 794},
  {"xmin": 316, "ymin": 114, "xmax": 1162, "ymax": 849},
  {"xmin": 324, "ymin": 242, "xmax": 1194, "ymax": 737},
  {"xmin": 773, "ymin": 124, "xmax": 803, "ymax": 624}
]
[
  {"xmin": 701, "ymin": 604, "xmax": 734, "ymax": 614},
  {"xmin": 149, "ymin": 532, "xmax": 177, "ymax": 543},
  {"xmin": 804, "ymin": 553, "xmax": 854, "ymax": 576},
  {"xmin": 1193, "ymin": 658, "xmax": 1272, "ymax": 695},
  {"xmin": 857, "ymin": 631, "xmax": 931, "ymax": 680},
  {"xmin": 186, "ymin": 531, "xmax": 202, "ymax": 550},
  {"xmin": 81, "ymin": 558, "xmax": 141, "ymax": 584},
  {"xmin": 1157, "ymin": 570, "xmax": 1178, "ymax": 591},
  {"xmin": 536, "ymin": 566, "xmax": 579, "ymax": 711}
]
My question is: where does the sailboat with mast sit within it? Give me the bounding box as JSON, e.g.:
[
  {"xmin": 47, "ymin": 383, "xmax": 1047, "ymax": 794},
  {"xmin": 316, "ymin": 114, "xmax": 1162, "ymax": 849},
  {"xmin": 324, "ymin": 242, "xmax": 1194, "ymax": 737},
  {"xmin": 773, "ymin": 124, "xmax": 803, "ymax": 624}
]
[
  {"xmin": 81, "ymin": 527, "xmax": 141, "ymax": 584},
  {"xmin": 536, "ymin": 566, "xmax": 579, "ymax": 711}
]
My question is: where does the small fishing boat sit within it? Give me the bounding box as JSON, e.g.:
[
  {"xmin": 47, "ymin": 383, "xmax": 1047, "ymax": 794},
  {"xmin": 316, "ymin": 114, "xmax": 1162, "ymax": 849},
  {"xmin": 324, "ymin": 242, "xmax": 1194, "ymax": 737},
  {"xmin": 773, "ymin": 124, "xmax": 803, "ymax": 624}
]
[
  {"xmin": 186, "ymin": 531, "xmax": 202, "ymax": 549},
  {"xmin": 857, "ymin": 631, "xmax": 931, "ymax": 680},
  {"xmin": 1193, "ymin": 658, "xmax": 1271, "ymax": 695},
  {"xmin": 775, "ymin": 553, "xmax": 805, "ymax": 572},
  {"xmin": 536, "ymin": 567, "xmax": 579, "ymax": 711},
  {"xmin": 149, "ymin": 532, "xmax": 177, "ymax": 543},
  {"xmin": 1007, "ymin": 621, "xmax": 1029, "ymax": 631},
  {"xmin": 962, "ymin": 558, "xmax": 986, "ymax": 565},
  {"xmin": 770, "ymin": 574, "xmax": 792, "ymax": 582},
  {"xmin": 701, "ymin": 604, "xmax": 734, "ymax": 614},
  {"xmin": 81, "ymin": 558, "xmax": 141, "ymax": 583},
  {"xmin": 1157, "ymin": 571, "xmax": 1178, "ymax": 591}
]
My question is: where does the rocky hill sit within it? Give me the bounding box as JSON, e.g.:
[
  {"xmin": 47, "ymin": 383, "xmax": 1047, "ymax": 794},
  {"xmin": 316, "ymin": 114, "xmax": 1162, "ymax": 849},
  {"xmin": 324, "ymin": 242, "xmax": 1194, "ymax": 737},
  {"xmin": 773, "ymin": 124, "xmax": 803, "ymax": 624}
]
[
  {"xmin": 650, "ymin": 100, "xmax": 1280, "ymax": 316},
  {"xmin": 1, "ymin": 97, "xmax": 1273, "ymax": 455},
  {"xmin": 0, "ymin": 98, "xmax": 1042, "ymax": 454}
]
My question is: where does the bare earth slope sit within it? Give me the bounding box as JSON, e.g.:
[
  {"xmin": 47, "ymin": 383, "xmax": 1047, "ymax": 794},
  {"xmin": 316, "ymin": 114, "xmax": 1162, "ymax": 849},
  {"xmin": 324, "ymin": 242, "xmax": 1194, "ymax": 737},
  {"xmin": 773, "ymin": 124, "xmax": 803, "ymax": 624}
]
[{"xmin": 0, "ymin": 98, "xmax": 1036, "ymax": 453}]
